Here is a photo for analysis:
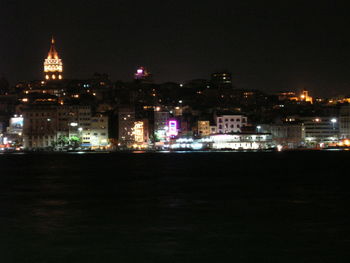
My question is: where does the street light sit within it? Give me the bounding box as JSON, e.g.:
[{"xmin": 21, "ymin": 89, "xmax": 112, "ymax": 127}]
[
  {"xmin": 257, "ymin": 125, "xmax": 261, "ymax": 133},
  {"xmin": 331, "ymin": 118, "xmax": 337, "ymax": 130}
]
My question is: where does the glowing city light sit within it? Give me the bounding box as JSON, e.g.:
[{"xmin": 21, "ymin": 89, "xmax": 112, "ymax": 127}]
[
  {"xmin": 133, "ymin": 121, "xmax": 144, "ymax": 143},
  {"xmin": 167, "ymin": 120, "xmax": 178, "ymax": 137},
  {"xmin": 44, "ymin": 37, "xmax": 63, "ymax": 80}
]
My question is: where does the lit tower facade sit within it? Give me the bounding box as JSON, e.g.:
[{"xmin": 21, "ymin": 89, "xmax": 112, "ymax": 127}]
[
  {"xmin": 44, "ymin": 37, "xmax": 63, "ymax": 80},
  {"xmin": 134, "ymin": 66, "xmax": 153, "ymax": 83}
]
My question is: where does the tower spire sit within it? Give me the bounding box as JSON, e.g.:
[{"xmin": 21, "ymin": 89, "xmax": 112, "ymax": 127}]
[{"xmin": 44, "ymin": 37, "xmax": 63, "ymax": 80}]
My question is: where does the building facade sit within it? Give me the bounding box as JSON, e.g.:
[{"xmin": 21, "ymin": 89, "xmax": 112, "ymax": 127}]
[
  {"xmin": 268, "ymin": 123, "xmax": 305, "ymax": 148},
  {"xmin": 89, "ymin": 114, "xmax": 109, "ymax": 148},
  {"xmin": 216, "ymin": 115, "xmax": 247, "ymax": 134},
  {"xmin": 23, "ymin": 105, "xmax": 109, "ymax": 149},
  {"xmin": 340, "ymin": 105, "xmax": 350, "ymax": 139},
  {"xmin": 197, "ymin": 121, "xmax": 211, "ymax": 137},
  {"xmin": 23, "ymin": 105, "xmax": 58, "ymax": 148},
  {"xmin": 118, "ymin": 107, "xmax": 135, "ymax": 147},
  {"xmin": 300, "ymin": 116, "xmax": 339, "ymax": 143}
]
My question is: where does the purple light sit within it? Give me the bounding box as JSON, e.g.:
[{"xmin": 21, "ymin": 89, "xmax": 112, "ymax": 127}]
[
  {"xmin": 168, "ymin": 120, "xmax": 178, "ymax": 137},
  {"xmin": 135, "ymin": 67, "xmax": 147, "ymax": 79}
]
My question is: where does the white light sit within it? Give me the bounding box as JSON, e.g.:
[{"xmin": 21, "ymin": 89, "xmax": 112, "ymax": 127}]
[
  {"xmin": 191, "ymin": 143, "xmax": 203, "ymax": 150},
  {"xmin": 331, "ymin": 118, "xmax": 337, "ymax": 123},
  {"xmin": 70, "ymin": 122, "xmax": 78, "ymax": 127}
]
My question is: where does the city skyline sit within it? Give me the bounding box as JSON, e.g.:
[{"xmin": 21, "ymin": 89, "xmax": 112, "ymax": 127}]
[{"xmin": 1, "ymin": 1, "xmax": 349, "ymax": 97}]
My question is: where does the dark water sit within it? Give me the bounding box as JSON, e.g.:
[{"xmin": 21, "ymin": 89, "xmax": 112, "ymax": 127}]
[{"xmin": 1, "ymin": 151, "xmax": 350, "ymax": 262}]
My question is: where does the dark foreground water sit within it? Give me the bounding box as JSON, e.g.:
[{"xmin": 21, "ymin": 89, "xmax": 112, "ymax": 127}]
[{"xmin": 1, "ymin": 151, "xmax": 350, "ymax": 262}]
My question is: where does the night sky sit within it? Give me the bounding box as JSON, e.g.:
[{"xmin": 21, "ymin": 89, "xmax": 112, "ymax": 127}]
[{"xmin": 1, "ymin": 0, "xmax": 349, "ymax": 96}]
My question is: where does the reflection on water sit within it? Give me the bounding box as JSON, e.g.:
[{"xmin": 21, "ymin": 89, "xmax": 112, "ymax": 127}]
[{"xmin": 1, "ymin": 151, "xmax": 350, "ymax": 262}]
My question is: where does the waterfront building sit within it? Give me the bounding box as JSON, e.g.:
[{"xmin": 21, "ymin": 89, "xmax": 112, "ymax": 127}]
[
  {"xmin": 44, "ymin": 37, "xmax": 63, "ymax": 81},
  {"xmin": 22, "ymin": 105, "xmax": 109, "ymax": 149},
  {"xmin": 57, "ymin": 105, "xmax": 91, "ymax": 140},
  {"xmin": 132, "ymin": 119, "xmax": 150, "ymax": 148},
  {"xmin": 264, "ymin": 122, "xmax": 305, "ymax": 149},
  {"xmin": 154, "ymin": 111, "xmax": 169, "ymax": 142},
  {"xmin": 340, "ymin": 105, "xmax": 350, "ymax": 139},
  {"xmin": 169, "ymin": 133, "xmax": 273, "ymax": 150},
  {"xmin": 299, "ymin": 116, "xmax": 339, "ymax": 144},
  {"xmin": 216, "ymin": 114, "xmax": 248, "ymax": 134},
  {"xmin": 208, "ymin": 133, "xmax": 273, "ymax": 150},
  {"xmin": 118, "ymin": 107, "xmax": 135, "ymax": 147},
  {"xmin": 22, "ymin": 105, "xmax": 58, "ymax": 148},
  {"xmin": 88, "ymin": 114, "xmax": 109, "ymax": 149},
  {"xmin": 197, "ymin": 121, "xmax": 211, "ymax": 137}
]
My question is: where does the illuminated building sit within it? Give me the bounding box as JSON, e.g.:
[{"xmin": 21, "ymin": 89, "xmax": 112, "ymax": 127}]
[
  {"xmin": 133, "ymin": 121, "xmax": 144, "ymax": 143},
  {"xmin": 118, "ymin": 107, "xmax": 135, "ymax": 147},
  {"xmin": 277, "ymin": 90, "xmax": 313, "ymax": 104},
  {"xmin": 299, "ymin": 90, "xmax": 313, "ymax": 104},
  {"xmin": 22, "ymin": 105, "xmax": 58, "ymax": 149},
  {"xmin": 88, "ymin": 114, "xmax": 109, "ymax": 149},
  {"xmin": 276, "ymin": 92, "xmax": 296, "ymax": 101},
  {"xmin": 154, "ymin": 111, "xmax": 169, "ymax": 142},
  {"xmin": 44, "ymin": 37, "xmax": 63, "ymax": 81},
  {"xmin": 1, "ymin": 115, "xmax": 24, "ymax": 148},
  {"xmin": 169, "ymin": 133, "xmax": 273, "ymax": 150},
  {"xmin": 56, "ymin": 106, "xmax": 91, "ymax": 140},
  {"xmin": 22, "ymin": 105, "xmax": 110, "ymax": 150},
  {"xmin": 340, "ymin": 105, "xmax": 350, "ymax": 139},
  {"xmin": 216, "ymin": 115, "xmax": 248, "ymax": 134},
  {"xmin": 134, "ymin": 67, "xmax": 152, "ymax": 82},
  {"xmin": 22, "ymin": 105, "xmax": 93, "ymax": 149},
  {"xmin": 211, "ymin": 72, "xmax": 232, "ymax": 88},
  {"xmin": 167, "ymin": 120, "xmax": 178, "ymax": 137},
  {"xmin": 300, "ymin": 116, "xmax": 339, "ymax": 145},
  {"xmin": 208, "ymin": 134, "xmax": 273, "ymax": 150},
  {"xmin": 7, "ymin": 115, "xmax": 23, "ymax": 135},
  {"xmin": 263, "ymin": 122, "xmax": 305, "ymax": 149},
  {"xmin": 132, "ymin": 120, "xmax": 149, "ymax": 148},
  {"xmin": 197, "ymin": 121, "xmax": 211, "ymax": 137}
]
